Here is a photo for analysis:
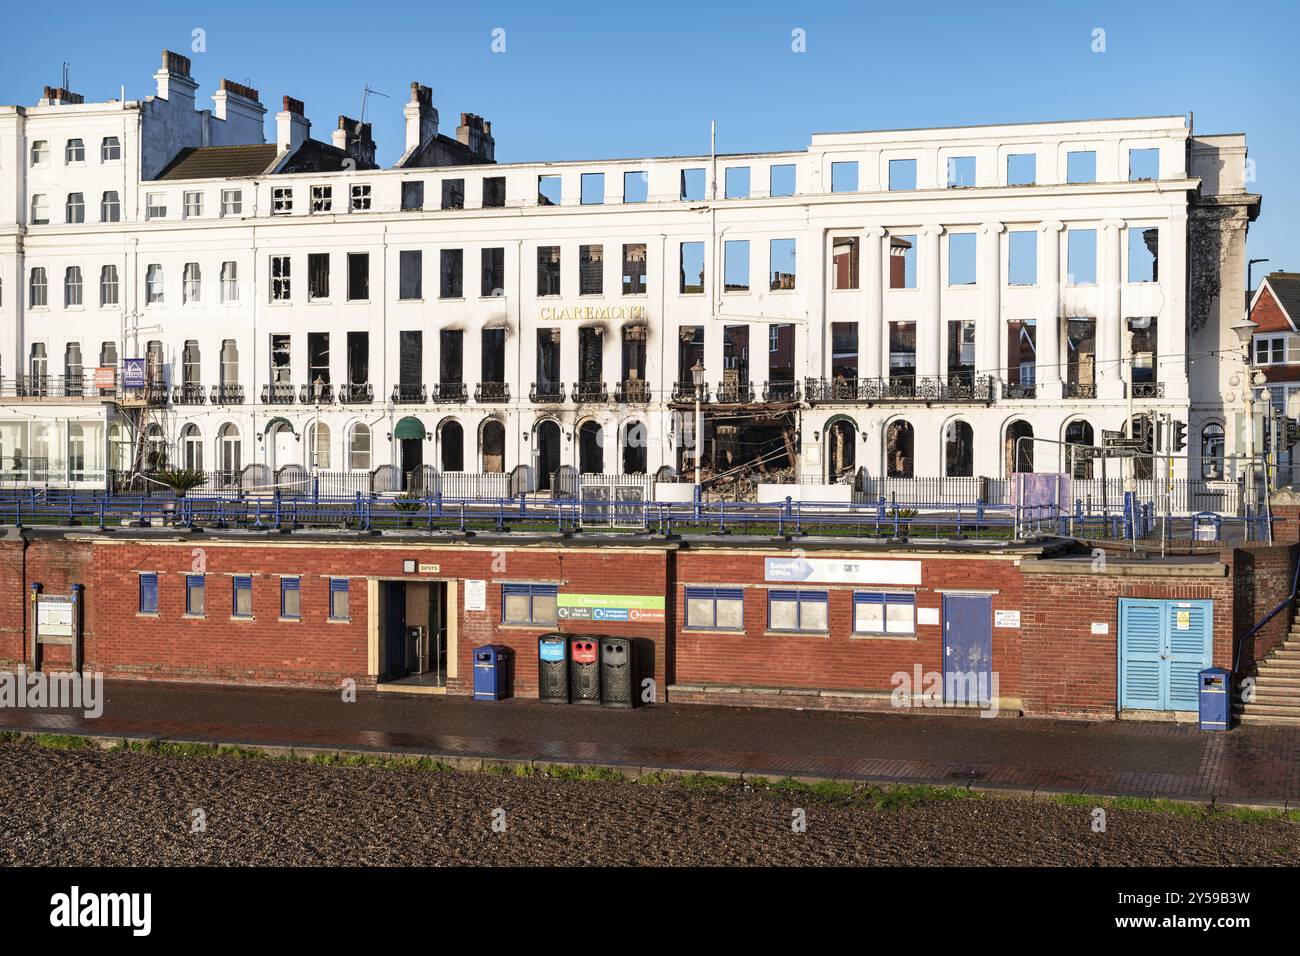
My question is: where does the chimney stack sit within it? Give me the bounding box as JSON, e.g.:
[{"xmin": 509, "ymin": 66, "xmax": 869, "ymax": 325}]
[
  {"xmin": 276, "ymin": 95, "xmax": 310, "ymax": 154},
  {"xmin": 456, "ymin": 112, "xmax": 495, "ymax": 162},
  {"xmin": 39, "ymin": 86, "xmax": 84, "ymax": 106},
  {"xmin": 404, "ymin": 82, "xmax": 439, "ymax": 153},
  {"xmin": 154, "ymin": 49, "xmax": 197, "ymax": 105},
  {"xmin": 334, "ymin": 115, "xmax": 376, "ymax": 169}
]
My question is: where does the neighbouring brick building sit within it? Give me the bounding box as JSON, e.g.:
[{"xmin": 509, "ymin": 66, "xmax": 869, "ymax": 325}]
[{"xmin": 0, "ymin": 526, "xmax": 1293, "ymax": 720}]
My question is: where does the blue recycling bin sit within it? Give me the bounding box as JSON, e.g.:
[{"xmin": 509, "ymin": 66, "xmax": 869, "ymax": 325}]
[
  {"xmin": 1198, "ymin": 667, "xmax": 1230, "ymax": 731},
  {"xmin": 473, "ymin": 644, "xmax": 510, "ymax": 701}
]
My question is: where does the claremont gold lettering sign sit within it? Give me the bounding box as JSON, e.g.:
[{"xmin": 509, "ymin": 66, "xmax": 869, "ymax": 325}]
[{"xmin": 539, "ymin": 304, "xmax": 648, "ymax": 322}]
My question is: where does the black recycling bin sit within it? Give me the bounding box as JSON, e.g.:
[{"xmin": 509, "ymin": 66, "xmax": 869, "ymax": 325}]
[
  {"xmin": 538, "ymin": 634, "xmax": 569, "ymax": 703},
  {"xmin": 569, "ymin": 637, "xmax": 600, "ymax": 704},
  {"xmin": 600, "ymin": 637, "xmax": 636, "ymax": 708}
]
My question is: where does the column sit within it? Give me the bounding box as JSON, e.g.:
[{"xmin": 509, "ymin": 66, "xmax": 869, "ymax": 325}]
[
  {"xmin": 918, "ymin": 226, "xmax": 943, "ymax": 380},
  {"xmin": 1097, "ymin": 220, "xmax": 1124, "ymax": 400},
  {"xmin": 980, "ymin": 222, "xmax": 1004, "ymax": 389},
  {"xmin": 1158, "ymin": 213, "xmax": 1189, "ymax": 401},
  {"xmin": 863, "ymin": 226, "xmax": 885, "ymax": 380},
  {"xmin": 1037, "ymin": 221, "xmax": 1064, "ymax": 400}
]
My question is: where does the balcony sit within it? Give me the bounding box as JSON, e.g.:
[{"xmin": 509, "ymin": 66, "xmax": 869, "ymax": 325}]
[
  {"xmin": 475, "ymin": 382, "xmax": 510, "ymax": 403},
  {"xmin": 572, "ymin": 382, "xmax": 609, "ymax": 404},
  {"xmin": 714, "ymin": 381, "xmax": 755, "ymax": 404},
  {"xmin": 392, "ymin": 383, "xmax": 427, "ymax": 404},
  {"xmin": 762, "ymin": 380, "xmax": 801, "ymax": 403},
  {"xmin": 530, "ymin": 382, "xmax": 566, "ymax": 404},
  {"xmin": 172, "ymin": 383, "xmax": 207, "ymax": 405},
  {"xmin": 615, "ymin": 380, "xmax": 651, "ymax": 403},
  {"xmin": 1131, "ymin": 382, "xmax": 1165, "ymax": 399},
  {"xmin": 1002, "ymin": 383, "xmax": 1037, "ymax": 400},
  {"xmin": 211, "ymin": 383, "xmax": 245, "ymax": 405},
  {"xmin": 299, "ymin": 382, "xmax": 334, "ymax": 404},
  {"xmin": 1065, "ymin": 382, "xmax": 1097, "ymax": 399},
  {"xmin": 337, "ymin": 382, "xmax": 373, "ymax": 404},
  {"xmin": 1, "ymin": 375, "xmax": 96, "ymax": 401},
  {"xmin": 803, "ymin": 375, "xmax": 993, "ymax": 405},
  {"xmin": 261, "ymin": 383, "xmax": 296, "ymax": 405},
  {"xmin": 430, "ymin": 382, "xmax": 468, "ymax": 403},
  {"xmin": 671, "ymin": 381, "xmax": 708, "ymax": 403}
]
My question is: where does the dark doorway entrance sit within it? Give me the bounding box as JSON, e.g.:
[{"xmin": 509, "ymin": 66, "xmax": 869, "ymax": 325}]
[
  {"xmin": 381, "ymin": 580, "xmax": 449, "ymax": 687},
  {"xmin": 536, "ymin": 420, "xmax": 562, "ymax": 490}
]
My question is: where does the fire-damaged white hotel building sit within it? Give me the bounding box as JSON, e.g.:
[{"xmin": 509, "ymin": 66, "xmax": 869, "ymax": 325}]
[{"xmin": 0, "ymin": 51, "xmax": 1261, "ymax": 495}]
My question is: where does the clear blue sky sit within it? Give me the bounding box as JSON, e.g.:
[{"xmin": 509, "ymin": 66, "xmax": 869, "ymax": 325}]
[{"xmin": 3, "ymin": 0, "xmax": 1296, "ymax": 273}]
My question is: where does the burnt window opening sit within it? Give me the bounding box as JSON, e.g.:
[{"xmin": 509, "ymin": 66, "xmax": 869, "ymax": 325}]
[
  {"xmin": 826, "ymin": 419, "xmax": 856, "ymax": 481},
  {"xmin": 481, "ymin": 328, "xmax": 505, "ymax": 384},
  {"xmin": 347, "ymin": 331, "xmax": 369, "ymax": 386},
  {"xmin": 401, "ymin": 181, "xmax": 424, "ymax": 211},
  {"xmin": 578, "ymin": 421, "xmax": 603, "ymax": 473},
  {"xmin": 399, "ymin": 330, "xmax": 423, "ymax": 389},
  {"xmin": 831, "ymin": 322, "xmax": 858, "ymax": 381},
  {"xmin": 579, "ymin": 327, "xmax": 604, "ymax": 386},
  {"xmin": 580, "ymin": 173, "xmax": 605, "ymax": 205},
  {"xmin": 537, "ymin": 175, "xmax": 561, "ymax": 206},
  {"xmin": 307, "ymin": 332, "xmax": 330, "ymax": 389},
  {"xmin": 269, "ymin": 334, "xmax": 291, "ymax": 385},
  {"xmin": 724, "ymin": 325, "xmax": 749, "ymax": 385},
  {"xmin": 832, "ymin": 237, "xmax": 859, "ymax": 290},
  {"xmin": 769, "ymin": 239, "xmax": 796, "ymax": 291},
  {"xmin": 441, "ymin": 421, "xmax": 464, "ymax": 472},
  {"xmin": 482, "ymin": 176, "xmax": 506, "ymax": 208},
  {"xmin": 769, "ymin": 324, "xmax": 795, "ymax": 382},
  {"xmin": 440, "ymin": 330, "xmax": 463, "ymax": 385},
  {"xmin": 440, "ymin": 249, "xmax": 463, "ymax": 299},
  {"xmin": 1066, "ymin": 419, "xmax": 1095, "ymax": 479},
  {"xmin": 537, "ymin": 329, "xmax": 561, "ymax": 387},
  {"xmin": 622, "ymin": 325, "xmax": 646, "ymax": 383},
  {"xmin": 270, "ymin": 256, "xmax": 291, "ymax": 301},
  {"xmin": 347, "ymin": 253, "xmax": 369, "ymax": 300},
  {"xmin": 1005, "ymin": 420, "xmax": 1035, "ymax": 474},
  {"xmin": 1129, "ymin": 228, "xmax": 1159, "ymax": 283},
  {"xmin": 399, "ymin": 250, "xmax": 422, "ymax": 300},
  {"xmin": 580, "ymin": 245, "xmax": 604, "ymax": 296},
  {"xmin": 308, "ymin": 252, "xmax": 330, "ymax": 301},
  {"xmin": 481, "ymin": 247, "xmax": 505, "ymax": 297},
  {"xmin": 946, "ymin": 320, "xmax": 976, "ymax": 385},
  {"xmin": 1066, "ymin": 318, "xmax": 1097, "ymax": 387},
  {"xmin": 623, "ymin": 421, "xmax": 647, "ymax": 475},
  {"xmin": 481, "ymin": 419, "xmax": 505, "ymax": 473},
  {"xmin": 890, "ymin": 235, "xmax": 916, "ymax": 289},
  {"xmin": 886, "ymin": 421, "xmax": 914, "ymax": 478},
  {"xmin": 678, "ymin": 326, "xmax": 704, "ymax": 386},
  {"xmin": 680, "ymin": 168, "xmax": 705, "ymax": 201},
  {"xmin": 1130, "ymin": 317, "xmax": 1158, "ymax": 385},
  {"xmin": 537, "ymin": 246, "xmax": 561, "ymax": 296},
  {"xmin": 441, "ymin": 178, "xmax": 465, "ymax": 210},
  {"xmin": 680, "ymin": 242, "xmax": 705, "ymax": 294},
  {"xmin": 889, "ymin": 322, "xmax": 916, "ymax": 381},
  {"xmin": 622, "ymin": 243, "xmax": 647, "ymax": 295},
  {"xmin": 944, "ymin": 420, "xmax": 974, "ymax": 477},
  {"xmin": 1006, "ymin": 320, "xmax": 1037, "ymax": 389}
]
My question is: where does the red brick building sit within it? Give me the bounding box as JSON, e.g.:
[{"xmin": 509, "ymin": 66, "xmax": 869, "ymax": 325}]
[{"xmin": 0, "ymin": 527, "xmax": 1292, "ymax": 720}]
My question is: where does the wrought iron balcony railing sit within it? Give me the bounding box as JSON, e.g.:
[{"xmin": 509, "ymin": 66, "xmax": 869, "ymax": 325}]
[
  {"xmin": 299, "ymin": 382, "xmax": 334, "ymax": 404},
  {"xmin": 172, "ymin": 383, "xmax": 207, "ymax": 405},
  {"xmin": 475, "ymin": 382, "xmax": 510, "ymax": 403},
  {"xmin": 671, "ymin": 381, "xmax": 708, "ymax": 403},
  {"xmin": 337, "ymin": 382, "xmax": 373, "ymax": 404},
  {"xmin": 391, "ymin": 383, "xmax": 427, "ymax": 404},
  {"xmin": 762, "ymin": 380, "xmax": 801, "ymax": 403},
  {"xmin": 615, "ymin": 380, "xmax": 651, "ymax": 403},
  {"xmin": 1131, "ymin": 382, "xmax": 1165, "ymax": 399},
  {"xmin": 1002, "ymin": 383, "xmax": 1037, "ymax": 400},
  {"xmin": 714, "ymin": 381, "xmax": 754, "ymax": 404},
  {"xmin": 530, "ymin": 382, "xmax": 566, "ymax": 404},
  {"xmin": 261, "ymin": 383, "xmax": 296, "ymax": 405},
  {"xmin": 572, "ymin": 382, "xmax": 609, "ymax": 404},
  {"xmin": 430, "ymin": 382, "xmax": 468, "ymax": 403},
  {"xmin": 804, "ymin": 375, "xmax": 993, "ymax": 405},
  {"xmin": 211, "ymin": 383, "xmax": 245, "ymax": 405},
  {"xmin": 1065, "ymin": 382, "xmax": 1097, "ymax": 399}
]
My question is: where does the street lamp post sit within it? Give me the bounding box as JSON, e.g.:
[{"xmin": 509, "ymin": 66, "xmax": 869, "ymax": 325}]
[
  {"xmin": 1232, "ymin": 317, "xmax": 1262, "ymax": 512},
  {"xmin": 691, "ymin": 361, "xmax": 706, "ymax": 501}
]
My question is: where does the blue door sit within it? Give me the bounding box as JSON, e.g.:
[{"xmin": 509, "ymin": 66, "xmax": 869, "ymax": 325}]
[
  {"xmin": 942, "ymin": 594, "xmax": 992, "ymax": 705},
  {"xmin": 1119, "ymin": 599, "xmax": 1213, "ymax": 711}
]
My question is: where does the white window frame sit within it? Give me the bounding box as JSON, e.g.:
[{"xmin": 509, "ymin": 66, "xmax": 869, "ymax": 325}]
[
  {"xmin": 311, "ymin": 185, "xmax": 333, "ymax": 213},
  {"xmin": 65, "ymin": 138, "xmax": 85, "ymax": 164},
  {"xmin": 183, "ymin": 190, "xmax": 203, "ymax": 218},
  {"xmin": 101, "ymin": 136, "xmax": 121, "ymax": 162},
  {"xmin": 221, "ymin": 189, "xmax": 243, "ymax": 217},
  {"xmin": 100, "ymin": 191, "xmax": 121, "ymax": 222},
  {"xmin": 221, "ymin": 261, "xmax": 239, "ymax": 303},
  {"xmin": 272, "ymin": 186, "xmax": 293, "ymax": 215},
  {"xmin": 350, "ymin": 183, "xmax": 371, "ymax": 211},
  {"xmin": 145, "ymin": 193, "xmax": 167, "ymax": 220},
  {"xmin": 270, "ymin": 256, "xmax": 292, "ymax": 302}
]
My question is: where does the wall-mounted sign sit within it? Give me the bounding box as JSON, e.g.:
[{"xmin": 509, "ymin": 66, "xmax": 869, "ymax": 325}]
[
  {"xmin": 121, "ymin": 358, "xmax": 146, "ymax": 388},
  {"xmin": 93, "ymin": 366, "xmax": 116, "ymax": 389},
  {"xmin": 917, "ymin": 607, "xmax": 940, "ymax": 626},
  {"xmin": 1091, "ymin": 622, "xmax": 1110, "ymax": 635},
  {"xmin": 556, "ymin": 593, "xmax": 664, "ymax": 623},
  {"xmin": 539, "ymin": 304, "xmax": 648, "ymax": 322},
  {"xmin": 36, "ymin": 597, "xmax": 74, "ymax": 637},
  {"xmin": 465, "ymin": 579, "xmax": 486, "ymax": 612},
  {"xmin": 418, "ymin": 563, "xmax": 440, "ymax": 574},
  {"xmin": 994, "ymin": 610, "xmax": 1021, "ymax": 628},
  {"xmin": 764, "ymin": 557, "xmax": 922, "ymax": 586}
]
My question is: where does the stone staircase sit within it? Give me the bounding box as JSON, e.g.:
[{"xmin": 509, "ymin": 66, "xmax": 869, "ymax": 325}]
[{"xmin": 1235, "ymin": 620, "xmax": 1300, "ymax": 726}]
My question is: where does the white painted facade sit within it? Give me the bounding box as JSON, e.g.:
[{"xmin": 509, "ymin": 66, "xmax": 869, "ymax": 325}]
[{"xmin": 0, "ymin": 53, "xmax": 1260, "ymax": 491}]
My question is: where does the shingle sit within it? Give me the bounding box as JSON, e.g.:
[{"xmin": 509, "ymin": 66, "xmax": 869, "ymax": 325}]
[
  {"xmin": 1266, "ymin": 273, "xmax": 1300, "ymax": 327},
  {"xmin": 154, "ymin": 144, "xmax": 279, "ymax": 181}
]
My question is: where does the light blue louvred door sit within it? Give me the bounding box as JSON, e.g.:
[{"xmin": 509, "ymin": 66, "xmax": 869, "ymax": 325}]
[
  {"xmin": 1166, "ymin": 601, "xmax": 1213, "ymax": 711},
  {"xmin": 1119, "ymin": 600, "xmax": 1164, "ymax": 710}
]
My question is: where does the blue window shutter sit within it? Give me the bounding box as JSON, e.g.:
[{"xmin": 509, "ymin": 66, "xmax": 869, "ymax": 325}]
[
  {"xmin": 715, "ymin": 588, "xmax": 743, "ymax": 602},
  {"xmin": 330, "ymin": 578, "xmax": 349, "ymax": 593}
]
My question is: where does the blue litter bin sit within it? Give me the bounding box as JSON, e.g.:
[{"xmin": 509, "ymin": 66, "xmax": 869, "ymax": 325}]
[
  {"xmin": 1198, "ymin": 667, "xmax": 1230, "ymax": 731},
  {"xmin": 473, "ymin": 644, "xmax": 510, "ymax": 701}
]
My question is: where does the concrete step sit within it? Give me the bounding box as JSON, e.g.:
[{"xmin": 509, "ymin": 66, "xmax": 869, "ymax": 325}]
[
  {"xmin": 1233, "ymin": 703, "xmax": 1300, "ymax": 718},
  {"xmin": 1237, "ymin": 713, "xmax": 1300, "ymax": 727},
  {"xmin": 1242, "ymin": 692, "xmax": 1300, "ymax": 707},
  {"xmin": 1257, "ymin": 660, "xmax": 1300, "ymax": 674}
]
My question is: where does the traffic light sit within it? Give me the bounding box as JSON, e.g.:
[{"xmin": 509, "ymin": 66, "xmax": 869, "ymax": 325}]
[
  {"xmin": 1139, "ymin": 416, "xmax": 1155, "ymax": 454},
  {"xmin": 1286, "ymin": 417, "xmax": 1299, "ymax": 451},
  {"xmin": 1171, "ymin": 420, "xmax": 1187, "ymax": 453}
]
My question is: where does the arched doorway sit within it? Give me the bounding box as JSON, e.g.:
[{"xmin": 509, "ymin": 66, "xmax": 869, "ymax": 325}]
[
  {"xmin": 944, "ymin": 420, "xmax": 973, "ymax": 477},
  {"xmin": 481, "ymin": 419, "xmax": 505, "ymax": 473},
  {"xmin": 266, "ymin": 418, "xmax": 296, "ymax": 471},
  {"xmin": 623, "ymin": 420, "xmax": 647, "ymax": 474},
  {"xmin": 393, "ymin": 416, "xmax": 425, "ymax": 475},
  {"xmin": 439, "ymin": 419, "xmax": 464, "ymax": 472},
  {"xmin": 1064, "ymin": 419, "xmax": 1094, "ymax": 478},
  {"xmin": 885, "ymin": 420, "xmax": 914, "ymax": 478},
  {"xmin": 1005, "ymin": 420, "xmax": 1034, "ymax": 474},
  {"xmin": 578, "ymin": 420, "xmax": 603, "ymax": 474},
  {"xmin": 535, "ymin": 420, "xmax": 562, "ymax": 491},
  {"xmin": 826, "ymin": 417, "xmax": 857, "ymax": 481}
]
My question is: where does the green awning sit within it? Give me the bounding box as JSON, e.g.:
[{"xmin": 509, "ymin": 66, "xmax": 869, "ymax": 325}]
[
  {"xmin": 263, "ymin": 416, "xmax": 294, "ymax": 435},
  {"xmin": 393, "ymin": 417, "xmax": 425, "ymax": 441}
]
